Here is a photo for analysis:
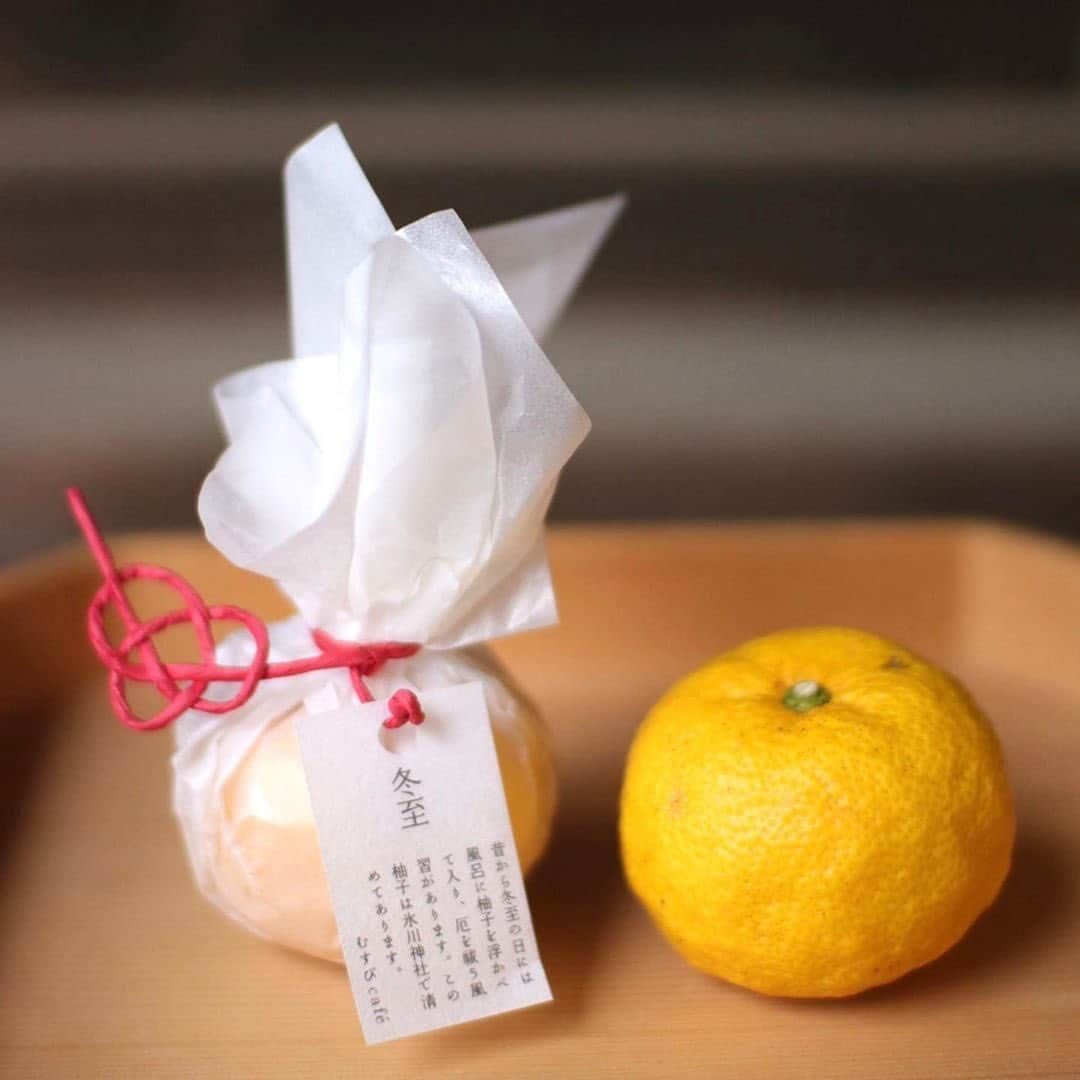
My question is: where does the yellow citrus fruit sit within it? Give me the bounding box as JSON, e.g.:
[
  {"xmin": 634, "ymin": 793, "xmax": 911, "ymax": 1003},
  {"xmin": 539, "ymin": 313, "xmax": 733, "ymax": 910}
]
[{"xmin": 619, "ymin": 626, "xmax": 1015, "ymax": 997}]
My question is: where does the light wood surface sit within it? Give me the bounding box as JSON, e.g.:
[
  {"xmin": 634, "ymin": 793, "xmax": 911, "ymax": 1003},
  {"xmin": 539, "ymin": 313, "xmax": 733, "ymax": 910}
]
[{"xmin": 1, "ymin": 520, "xmax": 1078, "ymax": 1078}]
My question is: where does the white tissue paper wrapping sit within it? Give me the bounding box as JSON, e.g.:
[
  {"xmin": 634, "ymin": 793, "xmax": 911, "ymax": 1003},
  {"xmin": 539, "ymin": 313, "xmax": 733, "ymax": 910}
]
[{"xmin": 171, "ymin": 123, "xmax": 622, "ymax": 943}]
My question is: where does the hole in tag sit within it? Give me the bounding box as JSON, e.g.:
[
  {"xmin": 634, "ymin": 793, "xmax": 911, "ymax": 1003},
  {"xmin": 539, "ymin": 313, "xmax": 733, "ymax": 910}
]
[{"xmin": 378, "ymin": 723, "xmax": 418, "ymax": 755}]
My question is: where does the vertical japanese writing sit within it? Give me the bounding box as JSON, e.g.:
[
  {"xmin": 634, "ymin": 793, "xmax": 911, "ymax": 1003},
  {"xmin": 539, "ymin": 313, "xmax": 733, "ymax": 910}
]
[
  {"xmin": 394, "ymin": 861, "xmax": 436, "ymax": 1011},
  {"xmin": 354, "ymin": 932, "xmax": 390, "ymax": 1026},
  {"xmin": 417, "ymin": 854, "xmax": 454, "ymax": 1002},
  {"xmin": 296, "ymin": 681, "xmax": 552, "ymax": 1043},
  {"xmin": 490, "ymin": 841, "xmax": 513, "ymax": 988},
  {"xmin": 467, "ymin": 844, "xmax": 507, "ymax": 997},
  {"xmin": 393, "ymin": 767, "xmax": 430, "ymax": 829},
  {"xmin": 444, "ymin": 851, "xmax": 463, "ymax": 904},
  {"xmin": 494, "ymin": 841, "xmax": 534, "ymax": 984},
  {"xmin": 370, "ymin": 869, "xmax": 399, "ymax": 980},
  {"xmin": 417, "ymin": 857, "xmax": 447, "ymax": 959},
  {"xmin": 358, "ymin": 838, "xmax": 545, "ymax": 1032}
]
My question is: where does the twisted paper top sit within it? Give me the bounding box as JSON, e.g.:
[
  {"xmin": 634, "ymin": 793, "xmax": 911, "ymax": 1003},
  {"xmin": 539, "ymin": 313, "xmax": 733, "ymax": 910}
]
[{"xmin": 198, "ymin": 124, "xmax": 622, "ymax": 648}]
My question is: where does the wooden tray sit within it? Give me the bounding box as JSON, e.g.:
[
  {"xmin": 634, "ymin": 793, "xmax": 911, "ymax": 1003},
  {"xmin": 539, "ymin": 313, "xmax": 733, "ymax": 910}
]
[{"xmin": 2, "ymin": 521, "xmax": 1078, "ymax": 1078}]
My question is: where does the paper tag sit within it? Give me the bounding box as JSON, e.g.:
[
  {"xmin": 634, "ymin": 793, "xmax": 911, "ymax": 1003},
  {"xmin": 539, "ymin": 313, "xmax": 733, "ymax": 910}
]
[{"xmin": 294, "ymin": 682, "xmax": 553, "ymax": 1044}]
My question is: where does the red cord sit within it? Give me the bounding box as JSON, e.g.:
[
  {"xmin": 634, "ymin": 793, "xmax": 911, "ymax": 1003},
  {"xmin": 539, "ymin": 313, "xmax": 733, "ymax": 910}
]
[{"xmin": 66, "ymin": 488, "xmax": 424, "ymax": 732}]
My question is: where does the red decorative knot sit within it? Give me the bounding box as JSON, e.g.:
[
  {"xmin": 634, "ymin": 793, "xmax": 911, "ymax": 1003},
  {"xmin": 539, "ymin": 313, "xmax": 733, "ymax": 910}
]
[{"xmin": 65, "ymin": 488, "xmax": 424, "ymax": 733}]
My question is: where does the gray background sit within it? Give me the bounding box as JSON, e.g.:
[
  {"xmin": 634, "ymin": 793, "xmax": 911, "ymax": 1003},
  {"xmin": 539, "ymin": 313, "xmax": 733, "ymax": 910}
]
[{"xmin": 3, "ymin": 7, "xmax": 1079, "ymax": 564}]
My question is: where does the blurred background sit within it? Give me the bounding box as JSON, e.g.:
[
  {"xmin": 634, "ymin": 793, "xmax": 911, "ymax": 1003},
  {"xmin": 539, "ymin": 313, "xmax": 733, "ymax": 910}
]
[{"xmin": 3, "ymin": 2, "xmax": 1079, "ymax": 565}]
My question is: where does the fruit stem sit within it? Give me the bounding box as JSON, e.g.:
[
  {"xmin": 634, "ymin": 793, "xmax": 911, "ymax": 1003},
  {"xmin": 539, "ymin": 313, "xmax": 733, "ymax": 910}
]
[{"xmin": 782, "ymin": 680, "xmax": 831, "ymax": 712}]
